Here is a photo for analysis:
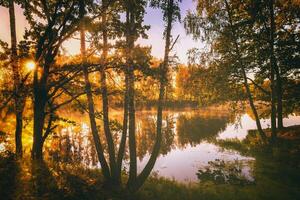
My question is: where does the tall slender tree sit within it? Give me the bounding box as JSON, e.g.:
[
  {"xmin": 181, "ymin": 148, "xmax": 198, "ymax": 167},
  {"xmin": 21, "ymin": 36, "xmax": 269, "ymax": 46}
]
[
  {"xmin": 268, "ymin": 0, "xmax": 277, "ymax": 141},
  {"xmin": 79, "ymin": 0, "xmax": 111, "ymax": 182},
  {"xmin": 184, "ymin": 0, "xmax": 268, "ymax": 142},
  {"xmin": 275, "ymin": 0, "xmax": 300, "ymax": 122},
  {"xmin": 225, "ymin": 0, "xmax": 267, "ymax": 142},
  {"xmin": 127, "ymin": 0, "xmax": 181, "ymax": 192},
  {"xmin": 10, "ymin": 0, "xmax": 24, "ymax": 156},
  {"xmin": 0, "ymin": 0, "xmax": 26, "ymax": 157},
  {"xmin": 90, "ymin": 0, "xmax": 128, "ymax": 185},
  {"xmin": 125, "ymin": 0, "xmax": 138, "ymax": 186},
  {"xmin": 99, "ymin": 0, "xmax": 118, "ymax": 184},
  {"xmin": 259, "ymin": 0, "xmax": 300, "ymax": 131}
]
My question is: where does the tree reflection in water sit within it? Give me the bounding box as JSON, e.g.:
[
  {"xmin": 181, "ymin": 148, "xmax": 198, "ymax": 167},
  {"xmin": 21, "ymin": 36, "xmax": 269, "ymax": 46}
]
[
  {"xmin": 46, "ymin": 125, "xmax": 99, "ymax": 168},
  {"xmin": 197, "ymin": 159, "xmax": 255, "ymax": 185},
  {"xmin": 2, "ymin": 108, "xmax": 299, "ymax": 184},
  {"xmin": 176, "ymin": 114, "xmax": 230, "ymax": 148},
  {"xmin": 45, "ymin": 110, "xmax": 235, "ymax": 168}
]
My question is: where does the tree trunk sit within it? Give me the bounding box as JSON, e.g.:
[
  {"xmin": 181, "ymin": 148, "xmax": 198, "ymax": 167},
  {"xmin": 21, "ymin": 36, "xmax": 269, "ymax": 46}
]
[
  {"xmin": 128, "ymin": 0, "xmax": 174, "ymax": 192},
  {"xmin": 32, "ymin": 53, "xmax": 54, "ymax": 160},
  {"xmin": 224, "ymin": 0, "xmax": 267, "ymax": 142},
  {"xmin": 79, "ymin": 0, "xmax": 111, "ymax": 182},
  {"xmin": 269, "ymin": 0, "xmax": 277, "ymax": 142},
  {"xmin": 276, "ymin": 75, "xmax": 283, "ymax": 129},
  {"xmin": 116, "ymin": 74, "xmax": 129, "ymax": 182},
  {"xmin": 242, "ymin": 68, "xmax": 267, "ymax": 142},
  {"xmin": 81, "ymin": 30, "xmax": 111, "ymax": 183},
  {"xmin": 130, "ymin": 77, "xmax": 165, "ymax": 192},
  {"xmin": 32, "ymin": 54, "xmax": 55, "ymax": 160},
  {"xmin": 267, "ymin": 0, "xmax": 283, "ymax": 130},
  {"xmin": 100, "ymin": 0, "xmax": 118, "ymax": 185},
  {"xmin": 127, "ymin": 69, "xmax": 137, "ymax": 185},
  {"xmin": 126, "ymin": 3, "xmax": 137, "ymax": 186},
  {"xmin": 32, "ymin": 89, "xmax": 46, "ymax": 160},
  {"xmin": 32, "ymin": 46, "xmax": 53, "ymax": 160},
  {"xmin": 9, "ymin": 0, "xmax": 24, "ymax": 157},
  {"xmin": 15, "ymin": 111, "xmax": 23, "ymax": 156}
]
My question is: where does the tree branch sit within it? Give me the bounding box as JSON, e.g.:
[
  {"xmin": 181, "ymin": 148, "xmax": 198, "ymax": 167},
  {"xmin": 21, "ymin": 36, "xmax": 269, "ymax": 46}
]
[{"xmin": 169, "ymin": 34, "xmax": 180, "ymax": 52}]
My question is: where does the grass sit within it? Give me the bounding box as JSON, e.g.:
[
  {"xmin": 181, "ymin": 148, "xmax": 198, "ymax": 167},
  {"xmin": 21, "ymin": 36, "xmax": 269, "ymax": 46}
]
[{"xmin": 138, "ymin": 172, "xmax": 300, "ymax": 200}]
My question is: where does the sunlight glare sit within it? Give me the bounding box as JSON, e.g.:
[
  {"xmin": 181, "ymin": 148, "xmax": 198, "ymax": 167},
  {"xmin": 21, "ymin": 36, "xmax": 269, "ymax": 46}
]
[{"xmin": 25, "ymin": 61, "xmax": 36, "ymax": 71}]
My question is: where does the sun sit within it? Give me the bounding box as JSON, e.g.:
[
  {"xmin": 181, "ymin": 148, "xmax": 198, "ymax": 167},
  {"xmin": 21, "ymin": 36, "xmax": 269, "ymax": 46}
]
[{"xmin": 25, "ymin": 61, "xmax": 36, "ymax": 71}]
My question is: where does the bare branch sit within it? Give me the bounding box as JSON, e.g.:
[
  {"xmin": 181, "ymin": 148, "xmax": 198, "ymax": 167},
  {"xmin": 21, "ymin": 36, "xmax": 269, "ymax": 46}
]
[{"xmin": 169, "ymin": 34, "xmax": 180, "ymax": 52}]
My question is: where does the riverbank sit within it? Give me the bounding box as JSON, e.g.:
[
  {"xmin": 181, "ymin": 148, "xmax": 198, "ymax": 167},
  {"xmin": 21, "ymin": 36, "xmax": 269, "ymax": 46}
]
[{"xmin": 264, "ymin": 125, "xmax": 300, "ymax": 140}]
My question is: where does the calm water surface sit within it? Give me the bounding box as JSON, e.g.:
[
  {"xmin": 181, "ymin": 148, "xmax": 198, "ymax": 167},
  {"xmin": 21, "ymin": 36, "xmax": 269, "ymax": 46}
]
[{"xmin": 44, "ymin": 109, "xmax": 300, "ymax": 183}]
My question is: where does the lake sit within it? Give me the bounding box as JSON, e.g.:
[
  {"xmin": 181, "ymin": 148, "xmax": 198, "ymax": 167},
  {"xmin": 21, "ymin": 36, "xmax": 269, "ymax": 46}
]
[{"xmin": 40, "ymin": 107, "xmax": 300, "ymax": 183}]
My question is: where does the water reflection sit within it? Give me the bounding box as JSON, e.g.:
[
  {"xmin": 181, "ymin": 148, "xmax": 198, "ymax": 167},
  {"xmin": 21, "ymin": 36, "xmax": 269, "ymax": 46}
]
[
  {"xmin": 136, "ymin": 114, "xmax": 176, "ymax": 160},
  {"xmin": 196, "ymin": 159, "xmax": 255, "ymax": 185},
  {"xmin": 39, "ymin": 110, "xmax": 300, "ymax": 182},
  {"xmin": 176, "ymin": 114, "xmax": 230, "ymax": 147},
  {"xmin": 46, "ymin": 125, "xmax": 99, "ymax": 168}
]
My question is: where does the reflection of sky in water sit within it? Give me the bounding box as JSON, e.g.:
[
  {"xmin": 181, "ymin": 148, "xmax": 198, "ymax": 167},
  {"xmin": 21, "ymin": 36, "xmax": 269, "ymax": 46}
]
[
  {"xmin": 42, "ymin": 111, "xmax": 300, "ymax": 183},
  {"xmin": 137, "ymin": 142, "xmax": 254, "ymax": 182},
  {"xmin": 135, "ymin": 112, "xmax": 300, "ymax": 182},
  {"xmin": 218, "ymin": 114, "xmax": 300, "ymax": 140},
  {"xmin": 1, "ymin": 109, "xmax": 299, "ymax": 182}
]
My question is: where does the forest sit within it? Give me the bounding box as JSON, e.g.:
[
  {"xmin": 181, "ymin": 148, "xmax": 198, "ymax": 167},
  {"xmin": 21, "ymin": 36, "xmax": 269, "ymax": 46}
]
[{"xmin": 0, "ymin": 0, "xmax": 299, "ymax": 199}]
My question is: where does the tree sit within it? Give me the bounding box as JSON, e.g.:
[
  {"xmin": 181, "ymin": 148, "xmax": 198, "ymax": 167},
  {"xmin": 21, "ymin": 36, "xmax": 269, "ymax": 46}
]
[
  {"xmin": 246, "ymin": 0, "xmax": 300, "ymax": 134},
  {"xmin": 123, "ymin": 0, "xmax": 148, "ymax": 188},
  {"xmin": 0, "ymin": 0, "xmax": 26, "ymax": 157},
  {"xmin": 78, "ymin": 0, "xmax": 156, "ymax": 190},
  {"xmin": 78, "ymin": 0, "xmax": 181, "ymax": 192},
  {"xmin": 268, "ymin": 0, "xmax": 277, "ymax": 141},
  {"xmin": 275, "ymin": 0, "xmax": 300, "ymax": 121},
  {"xmin": 98, "ymin": 0, "xmax": 120, "ymax": 185},
  {"xmin": 184, "ymin": 0, "xmax": 268, "ymax": 142},
  {"xmin": 126, "ymin": 0, "xmax": 181, "ymax": 191},
  {"xmin": 79, "ymin": 0, "xmax": 112, "ymax": 183},
  {"xmin": 267, "ymin": 0, "xmax": 300, "ymax": 129},
  {"xmin": 22, "ymin": 0, "xmax": 84, "ymax": 159},
  {"xmin": 9, "ymin": 0, "xmax": 24, "ymax": 157}
]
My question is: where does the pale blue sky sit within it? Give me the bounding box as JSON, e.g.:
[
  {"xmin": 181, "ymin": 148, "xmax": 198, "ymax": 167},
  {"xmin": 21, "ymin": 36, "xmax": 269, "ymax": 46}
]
[
  {"xmin": 0, "ymin": 1, "xmax": 202, "ymax": 64},
  {"xmin": 140, "ymin": 0, "xmax": 203, "ymax": 64}
]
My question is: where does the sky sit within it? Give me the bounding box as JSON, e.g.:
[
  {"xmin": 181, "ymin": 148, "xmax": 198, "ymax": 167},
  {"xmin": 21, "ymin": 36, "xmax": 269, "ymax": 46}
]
[{"xmin": 0, "ymin": 1, "xmax": 202, "ymax": 64}]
